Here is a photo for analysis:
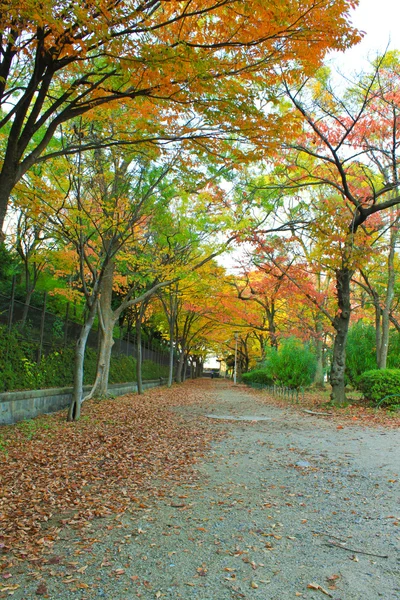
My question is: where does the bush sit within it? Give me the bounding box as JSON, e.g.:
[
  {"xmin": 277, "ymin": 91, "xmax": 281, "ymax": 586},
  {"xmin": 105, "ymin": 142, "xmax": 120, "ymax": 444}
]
[
  {"xmin": 357, "ymin": 369, "xmax": 400, "ymax": 406},
  {"xmin": 242, "ymin": 338, "xmax": 316, "ymax": 389},
  {"xmin": 0, "ymin": 326, "xmax": 168, "ymax": 391},
  {"xmin": 345, "ymin": 321, "xmax": 377, "ymax": 386},
  {"xmin": 268, "ymin": 338, "xmax": 317, "ymax": 389},
  {"xmin": 241, "ymin": 370, "xmax": 274, "ymax": 386}
]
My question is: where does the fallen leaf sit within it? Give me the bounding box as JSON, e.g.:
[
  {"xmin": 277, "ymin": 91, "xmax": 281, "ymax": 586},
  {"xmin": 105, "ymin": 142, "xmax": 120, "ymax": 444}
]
[
  {"xmin": 307, "ymin": 582, "xmax": 332, "ymax": 597},
  {"xmin": 35, "ymin": 583, "xmax": 48, "ymax": 596}
]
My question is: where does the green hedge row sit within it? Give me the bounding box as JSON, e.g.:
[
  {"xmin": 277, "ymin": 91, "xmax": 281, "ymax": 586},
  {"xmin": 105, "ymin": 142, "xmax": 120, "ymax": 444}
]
[
  {"xmin": 357, "ymin": 369, "xmax": 400, "ymax": 407},
  {"xmin": 0, "ymin": 328, "xmax": 168, "ymax": 392}
]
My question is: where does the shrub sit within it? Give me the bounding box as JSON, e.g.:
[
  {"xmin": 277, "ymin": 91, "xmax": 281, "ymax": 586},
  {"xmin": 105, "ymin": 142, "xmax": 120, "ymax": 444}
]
[
  {"xmin": 268, "ymin": 338, "xmax": 317, "ymax": 389},
  {"xmin": 345, "ymin": 321, "xmax": 377, "ymax": 386},
  {"xmin": 109, "ymin": 354, "xmax": 136, "ymax": 384},
  {"xmin": 357, "ymin": 369, "xmax": 400, "ymax": 406},
  {"xmin": 141, "ymin": 359, "xmax": 169, "ymax": 380},
  {"xmin": 241, "ymin": 370, "xmax": 274, "ymax": 386},
  {"xmin": 0, "ymin": 325, "xmax": 168, "ymax": 391}
]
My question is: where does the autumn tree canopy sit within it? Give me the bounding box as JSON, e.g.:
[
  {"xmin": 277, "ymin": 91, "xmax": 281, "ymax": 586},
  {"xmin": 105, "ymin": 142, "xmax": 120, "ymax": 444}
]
[{"xmin": 0, "ymin": 0, "xmax": 360, "ymax": 236}]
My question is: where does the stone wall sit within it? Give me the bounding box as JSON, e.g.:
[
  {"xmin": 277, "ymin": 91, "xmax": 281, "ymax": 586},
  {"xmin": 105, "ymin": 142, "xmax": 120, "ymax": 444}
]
[{"xmin": 0, "ymin": 379, "xmax": 166, "ymax": 425}]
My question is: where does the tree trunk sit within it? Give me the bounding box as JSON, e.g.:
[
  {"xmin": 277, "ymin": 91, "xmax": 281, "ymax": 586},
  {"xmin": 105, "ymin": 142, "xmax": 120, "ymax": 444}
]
[
  {"xmin": 0, "ymin": 169, "xmax": 16, "ymax": 240},
  {"xmin": 167, "ymin": 321, "xmax": 174, "ymax": 387},
  {"xmin": 313, "ymin": 336, "xmax": 325, "ymax": 387},
  {"xmin": 175, "ymin": 346, "xmax": 185, "ymax": 383},
  {"xmin": 136, "ymin": 314, "xmax": 143, "ymax": 395},
  {"xmin": 330, "ymin": 268, "xmax": 353, "ymax": 405},
  {"xmin": 20, "ymin": 288, "xmax": 34, "ymax": 327},
  {"xmin": 313, "ymin": 316, "xmax": 325, "ymax": 387},
  {"xmin": 89, "ymin": 261, "xmax": 115, "ymax": 398},
  {"xmin": 378, "ymin": 216, "xmax": 397, "ymax": 368},
  {"xmin": 182, "ymin": 355, "xmax": 188, "ymax": 382},
  {"xmin": 90, "ymin": 324, "xmax": 114, "ymax": 397},
  {"xmin": 375, "ymin": 303, "xmax": 382, "ymax": 366},
  {"xmin": 68, "ymin": 302, "xmax": 97, "ymax": 421}
]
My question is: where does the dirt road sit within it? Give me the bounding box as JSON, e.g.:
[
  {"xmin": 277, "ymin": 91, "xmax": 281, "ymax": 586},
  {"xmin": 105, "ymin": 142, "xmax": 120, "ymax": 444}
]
[{"xmin": 7, "ymin": 380, "xmax": 400, "ymax": 599}]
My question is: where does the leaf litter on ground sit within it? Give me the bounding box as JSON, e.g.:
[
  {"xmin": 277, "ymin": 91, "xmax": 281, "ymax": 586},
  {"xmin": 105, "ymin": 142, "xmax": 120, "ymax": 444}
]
[
  {"xmin": 244, "ymin": 384, "xmax": 400, "ymax": 428},
  {"xmin": 0, "ymin": 381, "xmax": 219, "ymax": 569}
]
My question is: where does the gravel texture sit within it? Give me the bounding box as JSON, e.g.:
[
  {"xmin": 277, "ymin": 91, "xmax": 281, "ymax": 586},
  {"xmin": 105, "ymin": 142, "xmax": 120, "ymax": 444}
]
[{"xmin": 5, "ymin": 380, "xmax": 400, "ymax": 600}]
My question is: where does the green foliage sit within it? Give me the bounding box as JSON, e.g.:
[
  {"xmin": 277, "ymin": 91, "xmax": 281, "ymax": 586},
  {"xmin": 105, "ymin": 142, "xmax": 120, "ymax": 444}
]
[
  {"xmin": 0, "ymin": 244, "xmax": 18, "ymax": 294},
  {"xmin": 141, "ymin": 359, "xmax": 169, "ymax": 380},
  {"xmin": 0, "ymin": 327, "xmax": 167, "ymax": 392},
  {"xmin": 16, "ymin": 417, "xmax": 55, "ymax": 440},
  {"xmin": 346, "ymin": 322, "xmax": 400, "ymax": 386},
  {"xmin": 267, "ymin": 338, "xmax": 317, "ymax": 389},
  {"xmin": 109, "ymin": 354, "xmax": 136, "ymax": 384},
  {"xmin": 345, "ymin": 321, "xmax": 377, "ymax": 386},
  {"xmin": 243, "ymin": 338, "xmax": 316, "ymax": 389},
  {"xmin": 357, "ymin": 369, "xmax": 400, "ymax": 407},
  {"xmin": 241, "ymin": 370, "xmax": 274, "ymax": 386}
]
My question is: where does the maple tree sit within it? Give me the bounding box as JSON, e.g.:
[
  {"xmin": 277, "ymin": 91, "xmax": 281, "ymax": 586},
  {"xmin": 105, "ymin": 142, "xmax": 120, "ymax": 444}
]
[
  {"xmin": 252, "ymin": 54, "xmax": 400, "ymax": 404},
  {"xmin": 0, "ymin": 0, "xmax": 360, "ymax": 239}
]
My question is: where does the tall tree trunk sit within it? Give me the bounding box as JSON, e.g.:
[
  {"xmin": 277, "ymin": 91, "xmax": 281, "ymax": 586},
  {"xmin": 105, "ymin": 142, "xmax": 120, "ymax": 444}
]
[
  {"xmin": 330, "ymin": 268, "xmax": 353, "ymax": 405},
  {"xmin": 313, "ymin": 316, "xmax": 325, "ymax": 387},
  {"xmin": 90, "ymin": 324, "xmax": 114, "ymax": 397},
  {"xmin": 375, "ymin": 303, "xmax": 382, "ymax": 366},
  {"xmin": 182, "ymin": 354, "xmax": 188, "ymax": 382},
  {"xmin": 20, "ymin": 288, "xmax": 33, "ymax": 327},
  {"xmin": 378, "ymin": 216, "xmax": 397, "ymax": 368},
  {"xmin": 136, "ymin": 312, "xmax": 143, "ymax": 395},
  {"xmin": 68, "ymin": 302, "xmax": 97, "ymax": 421},
  {"xmin": 167, "ymin": 318, "xmax": 175, "ymax": 387},
  {"xmin": 89, "ymin": 261, "xmax": 115, "ymax": 398},
  {"xmin": 0, "ymin": 169, "xmax": 16, "ymax": 240},
  {"xmin": 175, "ymin": 345, "xmax": 185, "ymax": 383}
]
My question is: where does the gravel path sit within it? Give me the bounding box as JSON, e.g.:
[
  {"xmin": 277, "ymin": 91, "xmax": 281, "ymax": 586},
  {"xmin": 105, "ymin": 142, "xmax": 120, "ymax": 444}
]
[{"xmin": 7, "ymin": 381, "xmax": 400, "ymax": 599}]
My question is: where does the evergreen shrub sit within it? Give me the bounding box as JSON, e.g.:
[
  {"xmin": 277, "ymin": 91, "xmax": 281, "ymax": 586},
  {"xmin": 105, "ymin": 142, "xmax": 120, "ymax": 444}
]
[
  {"xmin": 357, "ymin": 369, "xmax": 400, "ymax": 406},
  {"xmin": 241, "ymin": 370, "xmax": 274, "ymax": 386},
  {"xmin": 242, "ymin": 338, "xmax": 317, "ymax": 389},
  {"xmin": 268, "ymin": 338, "xmax": 317, "ymax": 389},
  {"xmin": 345, "ymin": 322, "xmax": 376, "ymax": 386}
]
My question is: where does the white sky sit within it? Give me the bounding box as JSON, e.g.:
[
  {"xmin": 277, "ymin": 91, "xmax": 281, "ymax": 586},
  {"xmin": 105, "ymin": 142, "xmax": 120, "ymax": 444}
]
[{"xmin": 328, "ymin": 0, "xmax": 400, "ymax": 73}]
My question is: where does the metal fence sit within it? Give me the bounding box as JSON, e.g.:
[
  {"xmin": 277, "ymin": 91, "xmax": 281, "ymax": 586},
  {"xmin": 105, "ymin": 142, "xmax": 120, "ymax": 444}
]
[
  {"xmin": 244, "ymin": 381, "xmax": 305, "ymax": 403},
  {"xmin": 0, "ymin": 288, "xmax": 171, "ymax": 368}
]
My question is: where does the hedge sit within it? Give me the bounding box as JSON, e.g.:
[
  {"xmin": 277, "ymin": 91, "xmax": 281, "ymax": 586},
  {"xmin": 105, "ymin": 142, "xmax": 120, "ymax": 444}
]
[
  {"xmin": 357, "ymin": 369, "xmax": 400, "ymax": 407},
  {"xmin": 0, "ymin": 327, "xmax": 168, "ymax": 392}
]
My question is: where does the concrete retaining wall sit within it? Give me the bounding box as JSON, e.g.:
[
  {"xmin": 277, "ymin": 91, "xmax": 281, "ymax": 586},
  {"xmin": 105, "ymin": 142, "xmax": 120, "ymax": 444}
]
[{"xmin": 0, "ymin": 379, "xmax": 166, "ymax": 425}]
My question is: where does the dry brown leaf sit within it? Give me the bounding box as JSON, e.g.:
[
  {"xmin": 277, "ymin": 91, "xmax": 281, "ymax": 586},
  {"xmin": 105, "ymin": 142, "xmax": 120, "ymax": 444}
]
[{"xmin": 307, "ymin": 582, "xmax": 332, "ymax": 597}]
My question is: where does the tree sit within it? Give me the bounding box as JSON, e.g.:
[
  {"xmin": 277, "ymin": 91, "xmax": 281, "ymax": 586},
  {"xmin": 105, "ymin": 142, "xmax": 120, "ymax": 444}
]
[
  {"xmin": 0, "ymin": 0, "xmax": 360, "ymax": 237},
  {"xmin": 258, "ymin": 54, "xmax": 400, "ymax": 404}
]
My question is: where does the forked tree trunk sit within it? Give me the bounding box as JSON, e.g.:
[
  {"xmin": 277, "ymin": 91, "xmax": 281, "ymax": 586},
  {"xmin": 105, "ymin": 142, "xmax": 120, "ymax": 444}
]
[
  {"xmin": 90, "ymin": 324, "xmax": 114, "ymax": 397},
  {"xmin": 68, "ymin": 303, "xmax": 97, "ymax": 421},
  {"xmin": 89, "ymin": 261, "xmax": 115, "ymax": 398},
  {"xmin": 330, "ymin": 268, "xmax": 353, "ymax": 405}
]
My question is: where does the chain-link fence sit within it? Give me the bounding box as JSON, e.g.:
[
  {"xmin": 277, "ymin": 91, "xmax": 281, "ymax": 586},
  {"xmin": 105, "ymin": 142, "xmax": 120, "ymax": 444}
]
[{"xmin": 0, "ymin": 287, "xmax": 170, "ymax": 368}]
